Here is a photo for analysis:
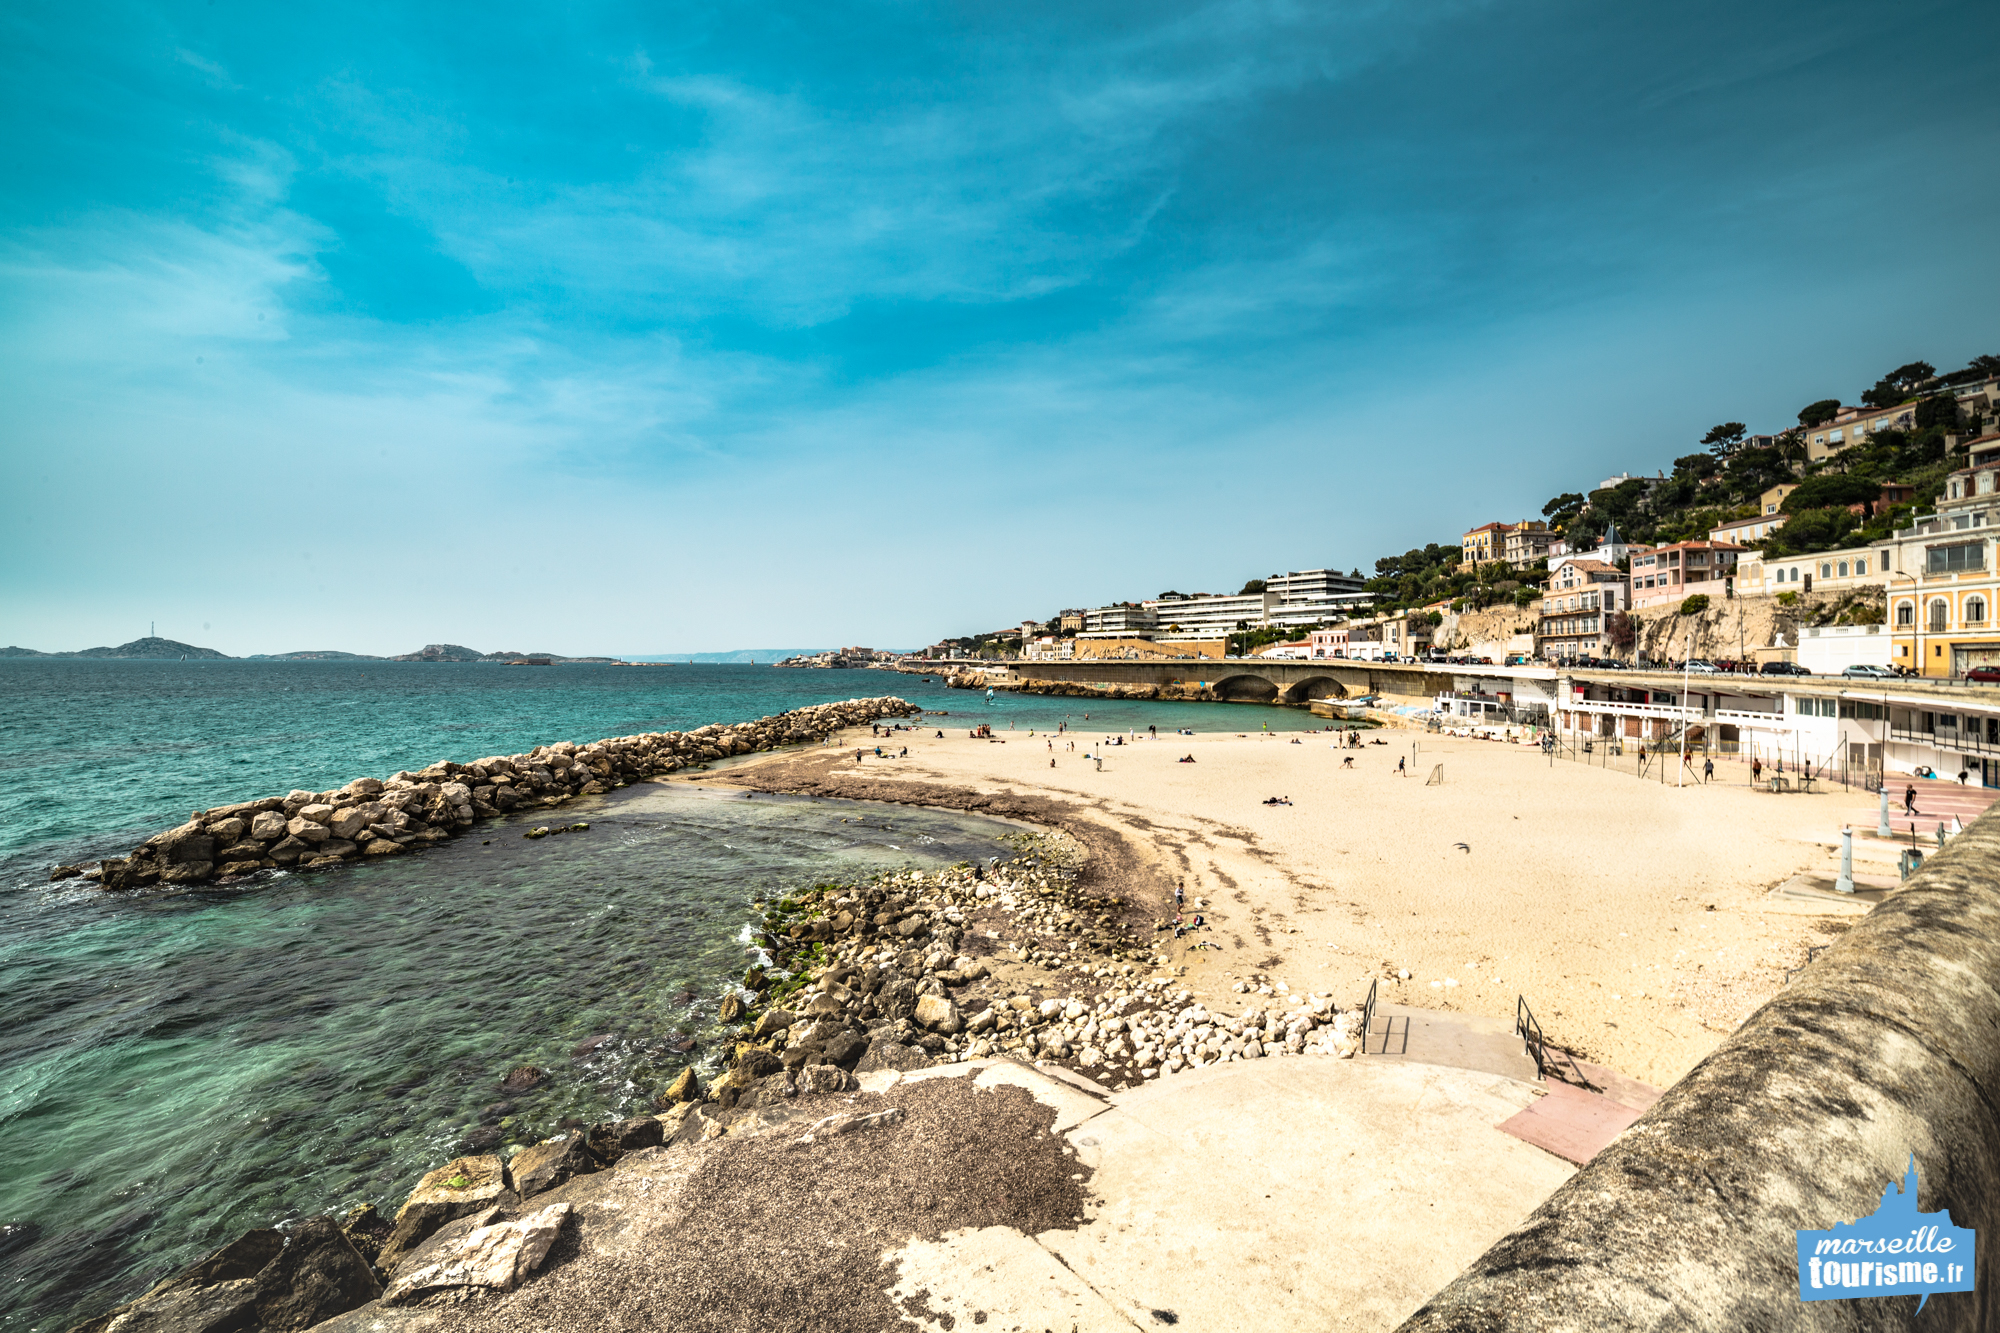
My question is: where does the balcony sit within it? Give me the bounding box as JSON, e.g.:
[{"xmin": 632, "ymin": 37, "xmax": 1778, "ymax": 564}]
[{"xmin": 1891, "ymin": 724, "xmax": 2000, "ymax": 758}]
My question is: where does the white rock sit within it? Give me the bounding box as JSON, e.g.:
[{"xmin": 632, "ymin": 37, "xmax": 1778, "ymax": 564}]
[{"xmin": 385, "ymin": 1202, "xmax": 571, "ymax": 1304}]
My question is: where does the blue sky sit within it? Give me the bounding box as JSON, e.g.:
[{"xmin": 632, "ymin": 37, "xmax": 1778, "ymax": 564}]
[{"xmin": 4, "ymin": 0, "xmax": 1998, "ymax": 655}]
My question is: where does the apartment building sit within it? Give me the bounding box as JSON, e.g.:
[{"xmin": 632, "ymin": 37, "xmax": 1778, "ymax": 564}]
[
  {"xmin": 1536, "ymin": 560, "xmax": 1628, "ymax": 660},
  {"xmin": 1460, "ymin": 521, "xmax": 1511, "ymax": 566},
  {"xmin": 1082, "ymin": 604, "xmax": 1158, "ymax": 634},
  {"xmin": 1264, "ymin": 569, "xmax": 1373, "ymax": 630},
  {"xmin": 1736, "ymin": 545, "xmax": 1891, "ymax": 596},
  {"xmin": 1630, "ymin": 541, "xmax": 1745, "ymax": 610},
  {"xmin": 1805, "ymin": 403, "xmax": 1924, "ymax": 462},
  {"xmin": 1885, "ymin": 432, "xmax": 2000, "ymax": 675},
  {"xmin": 1145, "ymin": 591, "xmax": 1273, "ymax": 640},
  {"xmin": 1710, "ymin": 513, "xmax": 1786, "ymax": 546},
  {"xmin": 1501, "ymin": 522, "xmax": 1554, "ymax": 565}
]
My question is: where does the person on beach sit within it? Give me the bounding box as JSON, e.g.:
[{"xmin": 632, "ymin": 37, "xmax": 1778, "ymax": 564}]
[
  {"xmin": 1703, "ymin": 757, "xmax": 1714, "ymax": 783},
  {"xmin": 1752, "ymin": 756, "xmax": 1763, "ymax": 785},
  {"xmin": 1905, "ymin": 785, "xmax": 1920, "ymax": 815},
  {"xmin": 1342, "ymin": 756, "xmax": 1355, "ymax": 768},
  {"xmin": 1396, "ymin": 756, "xmax": 1406, "ymax": 776},
  {"xmin": 935, "ymin": 730, "xmax": 943, "ymax": 738}
]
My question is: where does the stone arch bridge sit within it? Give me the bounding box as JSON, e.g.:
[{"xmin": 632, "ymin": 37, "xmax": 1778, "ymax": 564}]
[{"xmin": 1006, "ymin": 660, "xmax": 1459, "ymax": 705}]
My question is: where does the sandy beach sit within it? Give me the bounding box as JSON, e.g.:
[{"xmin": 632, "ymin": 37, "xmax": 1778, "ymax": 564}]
[{"xmin": 719, "ymin": 714, "xmax": 1873, "ymax": 1087}]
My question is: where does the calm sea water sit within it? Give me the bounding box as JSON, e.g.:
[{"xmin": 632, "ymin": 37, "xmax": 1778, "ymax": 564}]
[{"xmin": 0, "ymin": 661, "xmax": 1311, "ymax": 1329}]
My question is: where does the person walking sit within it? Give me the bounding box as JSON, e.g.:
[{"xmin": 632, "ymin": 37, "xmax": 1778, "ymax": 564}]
[
  {"xmin": 1702, "ymin": 757, "xmax": 1714, "ymax": 783},
  {"xmin": 1752, "ymin": 756, "xmax": 1763, "ymax": 786},
  {"xmin": 1396, "ymin": 756, "xmax": 1406, "ymax": 776},
  {"xmin": 1904, "ymin": 784, "xmax": 1920, "ymax": 816}
]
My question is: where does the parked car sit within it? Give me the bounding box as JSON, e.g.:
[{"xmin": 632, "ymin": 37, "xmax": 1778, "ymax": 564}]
[
  {"xmin": 1965, "ymin": 665, "xmax": 2000, "ymax": 683},
  {"xmin": 1684, "ymin": 660, "xmax": 1721, "ymax": 674},
  {"xmin": 1841, "ymin": 664, "xmax": 1899, "ymax": 680},
  {"xmin": 1760, "ymin": 660, "xmax": 1813, "ymax": 676}
]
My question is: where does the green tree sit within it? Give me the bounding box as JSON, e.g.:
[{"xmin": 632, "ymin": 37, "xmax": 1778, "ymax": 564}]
[
  {"xmin": 1861, "ymin": 361, "xmax": 1937, "ymax": 409},
  {"xmin": 1238, "ymin": 579, "xmax": 1266, "ymax": 595},
  {"xmin": 1673, "ymin": 452, "xmax": 1719, "ymax": 479},
  {"xmin": 1541, "ymin": 492, "xmax": 1587, "ymax": 529},
  {"xmin": 1798, "ymin": 399, "xmax": 1841, "ymax": 428},
  {"xmin": 1678, "ymin": 594, "xmax": 1710, "ymax": 617},
  {"xmin": 1763, "ymin": 506, "xmax": 1861, "ymax": 557},
  {"xmin": 1781, "ymin": 473, "xmax": 1881, "ymax": 513},
  {"xmin": 1702, "ymin": 422, "xmax": 1748, "ymax": 456},
  {"xmin": 1914, "ymin": 395, "xmax": 1959, "ymax": 432}
]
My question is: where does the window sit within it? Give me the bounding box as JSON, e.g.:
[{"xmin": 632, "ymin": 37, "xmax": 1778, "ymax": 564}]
[
  {"xmin": 1856, "ymin": 559, "xmax": 1868, "ymax": 576},
  {"xmin": 1897, "ymin": 601, "xmax": 1915, "ymax": 626},
  {"xmin": 1838, "ymin": 561, "xmax": 1849, "ymax": 577},
  {"xmin": 1931, "ymin": 599, "xmax": 1950, "ymax": 632},
  {"xmin": 1820, "ymin": 563, "xmax": 1832, "ymax": 579},
  {"xmin": 1765, "ymin": 504, "xmax": 1777, "ymax": 515},
  {"xmin": 1968, "ymin": 598, "xmax": 1987, "ymax": 624},
  {"xmin": 1982, "ymin": 472, "xmax": 1996, "ymax": 496},
  {"xmin": 1928, "ymin": 542, "xmax": 1985, "ymax": 574}
]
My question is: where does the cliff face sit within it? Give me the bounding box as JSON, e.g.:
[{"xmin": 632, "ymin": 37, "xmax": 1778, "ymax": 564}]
[
  {"xmin": 1631, "ymin": 589, "xmax": 1884, "ymax": 663},
  {"xmin": 1431, "ymin": 605, "xmax": 1539, "ymax": 659}
]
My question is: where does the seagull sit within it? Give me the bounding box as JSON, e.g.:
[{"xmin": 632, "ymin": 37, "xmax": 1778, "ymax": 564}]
[{"xmin": 1453, "ymin": 843, "xmax": 1471, "ymax": 853}]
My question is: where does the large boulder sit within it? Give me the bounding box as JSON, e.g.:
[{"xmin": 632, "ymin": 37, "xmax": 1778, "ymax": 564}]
[
  {"xmin": 376, "ymin": 1155, "xmax": 513, "ymax": 1275},
  {"xmin": 265, "ymin": 837, "xmax": 311, "ymax": 865},
  {"xmin": 750, "ymin": 1009, "xmax": 794, "ymax": 1040},
  {"xmin": 325, "ymin": 808, "xmax": 371, "ymax": 840},
  {"xmin": 66, "ymin": 1228, "xmax": 285, "ymax": 1333},
  {"xmin": 251, "ymin": 1218, "xmax": 380, "ymax": 1331},
  {"xmin": 874, "ymin": 978, "xmax": 919, "ymax": 1022},
  {"xmin": 381, "ymin": 1203, "xmax": 571, "ymax": 1306},
  {"xmin": 248, "ymin": 811, "xmax": 289, "ymax": 841},
  {"xmin": 509, "ymin": 1133, "xmax": 596, "ymax": 1199},
  {"xmin": 656, "ymin": 1067, "xmax": 702, "ymax": 1106},
  {"xmin": 286, "ymin": 817, "xmax": 330, "ymax": 844},
  {"xmin": 913, "ymin": 994, "xmax": 960, "ymax": 1032},
  {"xmin": 205, "ymin": 817, "xmax": 248, "ymax": 844}
]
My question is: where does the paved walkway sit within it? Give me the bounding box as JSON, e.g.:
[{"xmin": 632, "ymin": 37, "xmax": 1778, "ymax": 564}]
[{"xmin": 873, "ymin": 1056, "xmax": 1576, "ymax": 1331}]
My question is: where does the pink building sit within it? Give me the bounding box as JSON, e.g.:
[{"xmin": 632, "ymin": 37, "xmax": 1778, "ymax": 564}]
[{"xmin": 1630, "ymin": 541, "xmax": 1745, "ymax": 610}]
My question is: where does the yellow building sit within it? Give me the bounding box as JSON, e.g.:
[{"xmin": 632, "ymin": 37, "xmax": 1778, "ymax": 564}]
[
  {"xmin": 1460, "ymin": 521, "xmax": 1509, "ymax": 567},
  {"xmin": 1886, "ymin": 436, "xmax": 2000, "ymax": 675}
]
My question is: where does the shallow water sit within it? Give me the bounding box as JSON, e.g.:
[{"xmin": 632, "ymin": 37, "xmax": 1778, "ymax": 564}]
[{"xmin": 0, "ymin": 781, "xmax": 1019, "ymax": 1330}]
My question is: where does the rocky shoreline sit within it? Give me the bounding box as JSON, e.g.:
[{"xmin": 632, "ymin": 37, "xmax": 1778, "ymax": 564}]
[{"xmin": 52, "ymin": 696, "xmax": 920, "ymax": 891}]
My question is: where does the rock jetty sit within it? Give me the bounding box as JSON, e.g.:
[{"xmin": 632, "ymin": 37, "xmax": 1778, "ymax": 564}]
[{"xmin": 72, "ymin": 697, "xmax": 919, "ymax": 890}]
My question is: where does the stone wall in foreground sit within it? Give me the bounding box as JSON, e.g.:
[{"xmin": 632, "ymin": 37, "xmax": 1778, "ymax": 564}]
[
  {"xmin": 83, "ymin": 697, "xmax": 918, "ymax": 891},
  {"xmin": 1394, "ymin": 807, "xmax": 2000, "ymax": 1332}
]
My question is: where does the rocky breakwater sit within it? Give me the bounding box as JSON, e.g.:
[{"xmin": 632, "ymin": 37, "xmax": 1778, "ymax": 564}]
[{"xmin": 73, "ymin": 697, "xmax": 919, "ymax": 890}]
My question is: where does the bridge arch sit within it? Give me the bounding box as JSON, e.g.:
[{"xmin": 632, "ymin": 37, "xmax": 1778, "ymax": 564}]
[
  {"xmin": 1279, "ymin": 675, "xmax": 1348, "ymax": 705},
  {"xmin": 1210, "ymin": 673, "xmax": 1279, "ymax": 702}
]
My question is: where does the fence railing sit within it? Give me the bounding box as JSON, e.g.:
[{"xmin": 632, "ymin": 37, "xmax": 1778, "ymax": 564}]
[{"xmin": 1516, "ymin": 994, "xmax": 1548, "ymax": 1079}]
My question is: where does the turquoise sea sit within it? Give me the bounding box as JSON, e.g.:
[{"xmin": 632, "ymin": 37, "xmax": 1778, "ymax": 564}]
[{"xmin": 0, "ymin": 662, "xmax": 1312, "ymax": 1329}]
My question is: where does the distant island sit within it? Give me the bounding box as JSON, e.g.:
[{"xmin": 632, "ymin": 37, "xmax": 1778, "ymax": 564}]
[
  {"xmin": 0, "ymin": 638, "xmax": 869, "ymax": 664},
  {"xmin": 0, "ymin": 638, "xmax": 626, "ymax": 663}
]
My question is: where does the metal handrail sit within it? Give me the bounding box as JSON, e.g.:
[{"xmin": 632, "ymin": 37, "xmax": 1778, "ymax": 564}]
[
  {"xmin": 1516, "ymin": 994, "xmax": 1548, "ymax": 1079},
  {"xmin": 1784, "ymin": 945, "xmax": 1828, "ymax": 984},
  {"xmin": 1361, "ymin": 978, "xmax": 1379, "ymax": 1055}
]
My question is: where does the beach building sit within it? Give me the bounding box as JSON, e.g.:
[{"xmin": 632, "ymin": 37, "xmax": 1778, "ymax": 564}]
[
  {"xmin": 1629, "ymin": 541, "xmax": 1745, "ymax": 610},
  {"xmin": 1255, "ymin": 639, "xmax": 1313, "ymax": 660},
  {"xmin": 1536, "ymin": 560, "xmax": 1629, "ymax": 660}
]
